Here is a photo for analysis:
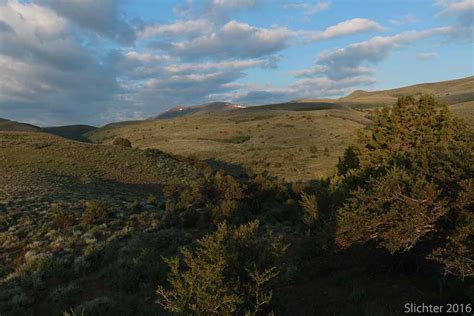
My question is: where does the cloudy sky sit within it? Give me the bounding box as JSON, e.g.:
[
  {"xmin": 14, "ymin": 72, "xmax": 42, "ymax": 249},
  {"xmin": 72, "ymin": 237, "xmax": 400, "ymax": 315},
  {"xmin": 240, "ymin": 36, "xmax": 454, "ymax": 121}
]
[{"xmin": 0, "ymin": 0, "xmax": 472, "ymax": 126}]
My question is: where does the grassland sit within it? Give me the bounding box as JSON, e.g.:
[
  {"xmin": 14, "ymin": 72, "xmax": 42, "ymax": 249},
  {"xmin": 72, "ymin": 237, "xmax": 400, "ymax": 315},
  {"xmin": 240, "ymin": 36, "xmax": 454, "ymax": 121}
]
[
  {"xmin": 88, "ymin": 108, "xmax": 370, "ymax": 181},
  {"xmin": 0, "ymin": 131, "xmax": 203, "ymax": 212},
  {"xmin": 87, "ymin": 76, "xmax": 473, "ymax": 182},
  {"xmin": 0, "ymin": 119, "xmax": 40, "ymax": 132}
]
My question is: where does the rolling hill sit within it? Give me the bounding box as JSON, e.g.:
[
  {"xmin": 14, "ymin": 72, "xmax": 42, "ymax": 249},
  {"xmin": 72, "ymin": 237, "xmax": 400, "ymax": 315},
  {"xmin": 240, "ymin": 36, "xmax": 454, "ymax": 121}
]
[
  {"xmin": 149, "ymin": 101, "xmax": 246, "ymax": 120},
  {"xmin": 42, "ymin": 125, "xmax": 97, "ymax": 142},
  {"xmin": 87, "ymin": 76, "xmax": 473, "ymax": 181},
  {"xmin": 88, "ymin": 107, "xmax": 370, "ymax": 181},
  {"xmin": 0, "ymin": 132, "xmax": 202, "ymax": 201},
  {"xmin": 339, "ymin": 76, "xmax": 474, "ymax": 107},
  {"xmin": 0, "ymin": 118, "xmax": 41, "ymax": 132},
  {"xmin": 0, "ymin": 119, "xmax": 97, "ymax": 142}
]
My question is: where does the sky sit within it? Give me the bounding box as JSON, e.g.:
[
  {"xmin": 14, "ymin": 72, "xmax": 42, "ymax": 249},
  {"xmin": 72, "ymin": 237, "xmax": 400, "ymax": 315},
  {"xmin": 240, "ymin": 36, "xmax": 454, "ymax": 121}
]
[{"xmin": 0, "ymin": 0, "xmax": 472, "ymax": 126}]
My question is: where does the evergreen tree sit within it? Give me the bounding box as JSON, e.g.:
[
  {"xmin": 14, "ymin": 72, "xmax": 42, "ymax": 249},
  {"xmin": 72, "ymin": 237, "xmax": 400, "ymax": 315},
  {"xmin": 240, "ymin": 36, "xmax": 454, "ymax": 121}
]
[
  {"xmin": 336, "ymin": 96, "xmax": 473, "ymax": 277},
  {"xmin": 156, "ymin": 221, "xmax": 287, "ymax": 315}
]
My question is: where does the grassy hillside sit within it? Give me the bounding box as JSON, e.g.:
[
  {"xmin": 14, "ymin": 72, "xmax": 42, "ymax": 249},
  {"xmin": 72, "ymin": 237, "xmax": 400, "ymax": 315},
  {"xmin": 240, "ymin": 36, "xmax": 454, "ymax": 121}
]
[
  {"xmin": 0, "ymin": 119, "xmax": 96, "ymax": 142},
  {"xmin": 0, "ymin": 132, "xmax": 205, "ymax": 314},
  {"xmin": 88, "ymin": 108, "xmax": 370, "ymax": 181},
  {"xmin": 87, "ymin": 76, "xmax": 473, "ymax": 182},
  {"xmin": 150, "ymin": 101, "xmax": 245, "ymax": 120},
  {"xmin": 0, "ymin": 118, "xmax": 41, "ymax": 132},
  {"xmin": 340, "ymin": 76, "xmax": 474, "ymax": 108},
  {"xmin": 42, "ymin": 125, "xmax": 97, "ymax": 142},
  {"xmin": 0, "ymin": 132, "xmax": 202, "ymax": 201}
]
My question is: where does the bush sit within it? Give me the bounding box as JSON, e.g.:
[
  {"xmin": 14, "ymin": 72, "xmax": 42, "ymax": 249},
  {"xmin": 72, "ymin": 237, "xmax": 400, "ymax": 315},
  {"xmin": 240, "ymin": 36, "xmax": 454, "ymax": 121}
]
[
  {"xmin": 223, "ymin": 134, "xmax": 251, "ymax": 144},
  {"xmin": 130, "ymin": 200, "xmax": 142, "ymax": 213},
  {"xmin": 156, "ymin": 221, "xmax": 287, "ymax": 315},
  {"xmin": 147, "ymin": 194, "xmax": 158, "ymax": 206},
  {"xmin": 112, "ymin": 137, "xmax": 132, "ymax": 147},
  {"xmin": 51, "ymin": 205, "xmax": 73, "ymax": 230},
  {"xmin": 81, "ymin": 200, "xmax": 109, "ymax": 225}
]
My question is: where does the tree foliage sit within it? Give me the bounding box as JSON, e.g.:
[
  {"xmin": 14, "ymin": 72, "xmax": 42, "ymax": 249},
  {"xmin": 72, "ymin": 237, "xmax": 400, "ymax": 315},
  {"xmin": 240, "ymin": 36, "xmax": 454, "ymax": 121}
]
[
  {"xmin": 336, "ymin": 96, "xmax": 473, "ymax": 277},
  {"xmin": 156, "ymin": 221, "xmax": 287, "ymax": 315}
]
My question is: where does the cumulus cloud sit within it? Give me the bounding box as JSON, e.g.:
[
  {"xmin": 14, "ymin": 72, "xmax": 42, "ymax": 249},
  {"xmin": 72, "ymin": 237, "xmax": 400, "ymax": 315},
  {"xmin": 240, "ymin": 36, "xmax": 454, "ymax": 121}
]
[
  {"xmin": 144, "ymin": 18, "xmax": 383, "ymax": 61},
  {"xmin": 105, "ymin": 47, "xmax": 281, "ymax": 117},
  {"xmin": 0, "ymin": 20, "xmax": 14, "ymax": 33},
  {"xmin": 164, "ymin": 21, "xmax": 295, "ymax": 60},
  {"xmin": 0, "ymin": 1, "xmax": 117, "ymax": 125},
  {"xmin": 435, "ymin": 0, "xmax": 473, "ymax": 38},
  {"xmin": 175, "ymin": 0, "xmax": 263, "ymax": 22},
  {"xmin": 283, "ymin": 1, "xmax": 330, "ymax": 16},
  {"xmin": 308, "ymin": 18, "xmax": 384, "ymax": 41},
  {"xmin": 389, "ymin": 14, "xmax": 418, "ymax": 26},
  {"xmin": 139, "ymin": 19, "xmax": 213, "ymax": 39},
  {"xmin": 416, "ymin": 52, "xmax": 439, "ymax": 60},
  {"xmin": 295, "ymin": 27, "xmax": 453, "ymax": 80},
  {"xmin": 224, "ymin": 75, "xmax": 376, "ymax": 104},
  {"xmin": 34, "ymin": 0, "xmax": 136, "ymax": 44},
  {"xmin": 437, "ymin": 0, "xmax": 473, "ymax": 16}
]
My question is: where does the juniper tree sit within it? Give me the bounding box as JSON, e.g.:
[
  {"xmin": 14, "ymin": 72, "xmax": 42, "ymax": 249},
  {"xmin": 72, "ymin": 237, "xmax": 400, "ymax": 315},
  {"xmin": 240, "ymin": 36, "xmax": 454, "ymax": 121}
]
[
  {"xmin": 336, "ymin": 95, "xmax": 473, "ymax": 277},
  {"xmin": 156, "ymin": 221, "xmax": 287, "ymax": 315}
]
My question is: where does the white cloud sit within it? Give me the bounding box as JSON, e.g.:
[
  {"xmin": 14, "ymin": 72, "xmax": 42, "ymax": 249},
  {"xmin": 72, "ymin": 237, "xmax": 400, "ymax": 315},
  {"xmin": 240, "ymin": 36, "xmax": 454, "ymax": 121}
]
[
  {"xmin": 164, "ymin": 58, "xmax": 276, "ymax": 74},
  {"xmin": 167, "ymin": 20, "xmax": 294, "ymax": 60},
  {"xmin": 0, "ymin": 1, "xmax": 117, "ymax": 125},
  {"xmin": 416, "ymin": 52, "xmax": 440, "ymax": 60},
  {"xmin": 435, "ymin": 0, "xmax": 473, "ymax": 39},
  {"xmin": 389, "ymin": 14, "xmax": 418, "ymax": 26},
  {"xmin": 139, "ymin": 19, "xmax": 213, "ymax": 38},
  {"xmin": 279, "ymin": 27, "xmax": 454, "ymax": 107},
  {"xmin": 309, "ymin": 18, "xmax": 384, "ymax": 41},
  {"xmin": 437, "ymin": 0, "xmax": 473, "ymax": 15},
  {"xmin": 304, "ymin": 27, "xmax": 453, "ymax": 79},
  {"xmin": 34, "ymin": 0, "xmax": 136, "ymax": 44},
  {"xmin": 283, "ymin": 1, "xmax": 330, "ymax": 16},
  {"xmin": 145, "ymin": 18, "xmax": 384, "ymax": 61},
  {"xmin": 219, "ymin": 75, "xmax": 376, "ymax": 104},
  {"xmin": 174, "ymin": 0, "xmax": 263, "ymax": 22}
]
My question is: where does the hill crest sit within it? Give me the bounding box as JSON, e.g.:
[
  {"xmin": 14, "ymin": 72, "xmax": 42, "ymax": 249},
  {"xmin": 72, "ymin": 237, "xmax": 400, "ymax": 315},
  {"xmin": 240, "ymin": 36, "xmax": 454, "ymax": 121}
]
[{"xmin": 149, "ymin": 101, "xmax": 246, "ymax": 120}]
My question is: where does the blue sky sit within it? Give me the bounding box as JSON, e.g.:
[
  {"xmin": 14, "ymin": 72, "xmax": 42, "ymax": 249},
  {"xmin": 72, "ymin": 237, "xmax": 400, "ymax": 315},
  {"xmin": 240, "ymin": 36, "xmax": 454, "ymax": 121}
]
[{"xmin": 0, "ymin": 0, "xmax": 472, "ymax": 126}]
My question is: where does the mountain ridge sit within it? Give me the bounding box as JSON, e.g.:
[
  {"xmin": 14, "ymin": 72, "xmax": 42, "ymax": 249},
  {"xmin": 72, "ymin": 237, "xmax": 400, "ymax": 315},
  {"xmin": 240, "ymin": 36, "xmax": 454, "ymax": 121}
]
[{"xmin": 149, "ymin": 101, "xmax": 246, "ymax": 120}]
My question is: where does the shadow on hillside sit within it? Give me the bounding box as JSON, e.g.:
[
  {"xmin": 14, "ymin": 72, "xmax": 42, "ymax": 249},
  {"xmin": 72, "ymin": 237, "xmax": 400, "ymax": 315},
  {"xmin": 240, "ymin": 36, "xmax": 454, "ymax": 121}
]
[
  {"xmin": 35, "ymin": 174, "xmax": 165, "ymax": 203},
  {"xmin": 205, "ymin": 158, "xmax": 251, "ymax": 179}
]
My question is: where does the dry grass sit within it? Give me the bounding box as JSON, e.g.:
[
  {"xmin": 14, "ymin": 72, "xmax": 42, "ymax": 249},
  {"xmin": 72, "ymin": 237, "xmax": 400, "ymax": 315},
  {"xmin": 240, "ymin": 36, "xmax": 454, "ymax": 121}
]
[{"xmin": 88, "ymin": 108, "xmax": 370, "ymax": 181}]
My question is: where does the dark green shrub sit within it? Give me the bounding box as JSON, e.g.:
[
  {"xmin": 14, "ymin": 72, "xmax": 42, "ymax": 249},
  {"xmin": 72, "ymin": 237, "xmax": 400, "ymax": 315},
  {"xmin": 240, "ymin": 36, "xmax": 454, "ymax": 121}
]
[
  {"xmin": 336, "ymin": 145, "xmax": 359, "ymax": 176},
  {"xmin": 51, "ymin": 205, "xmax": 72, "ymax": 230},
  {"xmin": 112, "ymin": 137, "xmax": 132, "ymax": 147},
  {"xmin": 223, "ymin": 134, "xmax": 251, "ymax": 144},
  {"xmin": 130, "ymin": 200, "xmax": 142, "ymax": 213},
  {"xmin": 73, "ymin": 297, "xmax": 118, "ymax": 315},
  {"xmin": 156, "ymin": 221, "xmax": 287, "ymax": 315},
  {"xmin": 147, "ymin": 194, "xmax": 158, "ymax": 206},
  {"xmin": 81, "ymin": 200, "xmax": 109, "ymax": 225}
]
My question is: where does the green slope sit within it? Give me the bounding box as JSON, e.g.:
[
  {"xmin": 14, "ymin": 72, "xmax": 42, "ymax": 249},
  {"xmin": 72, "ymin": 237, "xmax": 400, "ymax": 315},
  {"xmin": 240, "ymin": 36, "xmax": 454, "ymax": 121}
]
[{"xmin": 0, "ymin": 132, "xmax": 202, "ymax": 200}]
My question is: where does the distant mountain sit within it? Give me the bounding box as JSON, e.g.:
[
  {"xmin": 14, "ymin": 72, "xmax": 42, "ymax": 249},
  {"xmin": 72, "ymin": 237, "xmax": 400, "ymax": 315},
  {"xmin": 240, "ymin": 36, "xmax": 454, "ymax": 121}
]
[
  {"xmin": 149, "ymin": 102, "xmax": 246, "ymax": 120},
  {"xmin": 0, "ymin": 118, "xmax": 41, "ymax": 132}
]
